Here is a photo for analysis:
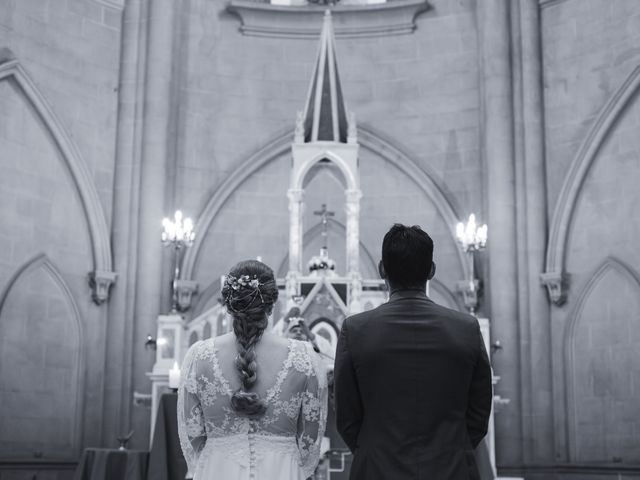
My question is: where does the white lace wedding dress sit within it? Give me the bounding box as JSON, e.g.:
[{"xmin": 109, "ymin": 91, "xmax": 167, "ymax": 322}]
[{"xmin": 177, "ymin": 337, "xmax": 328, "ymax": 480}]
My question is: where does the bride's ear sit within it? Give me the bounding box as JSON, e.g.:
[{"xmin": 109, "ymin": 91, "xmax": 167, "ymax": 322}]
[
  {"xmin": 427, "ymin": 262, "xmax": 436, "ymax": 280},
  {"xmin": 378, "ymin": 260, "xmax": 386, "ymax": 279}
]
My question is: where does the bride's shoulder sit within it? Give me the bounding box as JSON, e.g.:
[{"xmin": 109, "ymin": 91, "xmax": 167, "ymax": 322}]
[
  {"xmin": 186, "ymin": 336, "xmax": 219, "ymax": 361},
  {"xmin": 289, "ymin": 339, "xmax": 324, "ymax": 375}
]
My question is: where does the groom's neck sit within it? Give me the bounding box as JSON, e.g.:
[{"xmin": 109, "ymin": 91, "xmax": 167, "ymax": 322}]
[{"xmin": 387, "ymin": 281, "xmax": 427, "ymax": 293}]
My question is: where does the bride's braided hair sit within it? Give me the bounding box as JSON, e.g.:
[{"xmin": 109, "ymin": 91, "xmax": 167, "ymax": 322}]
[{"xmin": 221, "ymin": 260, "xmax": 278, "ymax": 416}]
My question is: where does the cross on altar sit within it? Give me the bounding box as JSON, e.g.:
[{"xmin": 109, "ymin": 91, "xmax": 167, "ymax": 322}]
[{"xmin": 313, "ymin": 204, "xmax": 335, "ymax": 248}]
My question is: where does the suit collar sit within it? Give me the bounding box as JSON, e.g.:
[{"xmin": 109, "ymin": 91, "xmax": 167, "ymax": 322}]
[{"xmin": 389, "ymin": 288, "xmax": 429, "ymax": 302}]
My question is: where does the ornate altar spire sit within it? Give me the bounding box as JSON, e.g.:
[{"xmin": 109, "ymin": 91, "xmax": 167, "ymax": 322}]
[{"xmin": 301, "ymin": 10, "xmax": 349, "ymax": 143}]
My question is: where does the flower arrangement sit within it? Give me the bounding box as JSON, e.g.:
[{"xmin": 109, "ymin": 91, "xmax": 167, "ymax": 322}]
[{"xmin": 308, "ymin": 255, "xmax": 336, "ymax": 273}]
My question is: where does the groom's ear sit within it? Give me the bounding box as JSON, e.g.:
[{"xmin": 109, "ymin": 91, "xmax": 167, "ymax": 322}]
[
  {"xmin": 427, "ymin": 262, "xmax": 436, "ymax": 280},
  {"xmin": 378, "ymin": 260, "xmax": 386, "ymax": 279}
]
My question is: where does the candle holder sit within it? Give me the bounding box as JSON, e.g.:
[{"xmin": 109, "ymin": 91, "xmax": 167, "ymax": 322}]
[
  {"xmin": 455, "ymin": 214, "xmax": 487, "ymax": 315},
  {"xmin": 162, "ymin": 210, "xmax": 196, "ymax": 313},
  {"xmin": 116, "ymin": 430, "xmax": 134, "ymax": 450}
]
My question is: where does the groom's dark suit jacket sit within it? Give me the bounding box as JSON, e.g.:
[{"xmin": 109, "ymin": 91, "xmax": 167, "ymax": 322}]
[{"xmin": 334, "ymin": 289, "xmax": 493, "ymax": 480}]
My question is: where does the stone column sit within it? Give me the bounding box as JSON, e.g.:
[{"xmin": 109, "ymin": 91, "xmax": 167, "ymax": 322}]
[
  {"xmin": 518, "ymin": 0, "xmax": 553, "ymax": 463},
  {"xmin": 479, "ymin": 0, "xmax": 522, "ymax": 466},
  {"xmin": 345, "ymin": 189, "xmax": 361, "ymax": 274},
  {"xmin": 102, "ymin": 0, "xmax": 146, "ymax": 447},
  {"xmin": 129, "ymin": 0, "xmax": 177, "ymax": 447},
  {"xmin": 288, "ymin": 189, "xmax": 305, "ymax": 273},
  {"xmin": 345, "ymin": 189, "xmax": 362, "ymax": 314}
]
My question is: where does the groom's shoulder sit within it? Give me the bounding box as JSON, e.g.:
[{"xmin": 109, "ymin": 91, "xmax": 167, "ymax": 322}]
[
  {"xmin": 342, "ymin": 303, "xmax": 387, "ymax": 330},
  {"xmin": 430, "ymin": 301, "xmax": 479, "ymax": 328}
]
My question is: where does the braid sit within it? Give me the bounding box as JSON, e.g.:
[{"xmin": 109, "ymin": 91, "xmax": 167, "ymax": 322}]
[
  {"xmin": 221, "ymin": 260, "xmax": 278, "ymax": 417},
  {"xmin": 233, "ymin": 310, "xmax": 267, "ymax": 391}
]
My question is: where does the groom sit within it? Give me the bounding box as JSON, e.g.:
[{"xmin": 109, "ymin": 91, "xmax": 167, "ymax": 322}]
[{"xmin": 334, "ymin": 224, "xmax": 493, "ymax": 479}]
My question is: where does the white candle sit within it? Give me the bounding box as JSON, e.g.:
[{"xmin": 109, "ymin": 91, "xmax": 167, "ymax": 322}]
[{"xmin": 169, "ymin": 361, "xmax": 180, "ymax": 389}]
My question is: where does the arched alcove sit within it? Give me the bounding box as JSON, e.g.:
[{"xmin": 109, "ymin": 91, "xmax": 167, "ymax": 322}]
[
  {"xmin": 0, "ymin": 56, "xmax": 112, "ymax": 275},
  {"xmin": 545, "ymin": 65, "xmax": 640, "ymax": 284},
  {"xmin": 563, "ymin": 258, "xmax": 640, "ymax": 463},
  {"xmin": 0, "ymin": 254, "xmax": 84, "ymax": 458}
]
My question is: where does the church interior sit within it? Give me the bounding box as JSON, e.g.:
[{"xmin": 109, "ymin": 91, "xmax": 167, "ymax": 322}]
[{"xmin": 1, "ymin": 0, "xmax": 640, "ymax": 479}]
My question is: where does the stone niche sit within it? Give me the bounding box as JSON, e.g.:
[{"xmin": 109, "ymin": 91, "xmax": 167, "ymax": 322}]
[{"xmin": 226, "ymin": 0, "xmax": 431, "ymax": 38}]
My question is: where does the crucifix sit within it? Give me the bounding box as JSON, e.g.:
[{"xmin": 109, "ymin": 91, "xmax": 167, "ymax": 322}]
[{"xmin": 313, "ymin": 203, "xmax": 335, "ymax": 250}]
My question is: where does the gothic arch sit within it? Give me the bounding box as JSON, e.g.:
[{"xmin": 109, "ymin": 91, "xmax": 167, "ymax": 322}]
[
  {"xmin": 182, "ymin": 125, "xmax": 468, "ymax": 280},
  {"xmin": 293, "ymin": 150, "xmax": 358, "ymax": 191},
  {"xmin": 545, "ymin": 65, "xmax": 640, "ymax": 279},
  {"xmin": 562, "ymin": 256, "xmax": 640, "ymax": 460},
  {"xmin": 0, "ymin": 253, "xmax": 85, "ymax": 454},
  {"xmin": 303, "ymin": 161, "xmax": 346, "ymax": 189},
  {"xmin": 0, "ymin": 55, "xmax": 113, "ymax": 274}
]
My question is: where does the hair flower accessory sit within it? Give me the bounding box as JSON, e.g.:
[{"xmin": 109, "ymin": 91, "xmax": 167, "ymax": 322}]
[
  {"xmin": 223, "ymin": 274, "xmax": 264, "ymax": 312},
  {"xmin": 227, "ymin": 274, "xmax": 260, "ymax": 289}
]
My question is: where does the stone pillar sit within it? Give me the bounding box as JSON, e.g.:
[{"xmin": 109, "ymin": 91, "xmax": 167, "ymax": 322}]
[
  {"xmin": 345, "ymin": 189, "xmax": 361, "ymax": 274},
  {"xmin": 102, "ymin": 0, "xmax": 146, "ymax": 447},
  {"xmin": 518, "ymin": 0, "xmax": 553, "ymax": 463},
  {"xmin": 288, "ymin": 189, "xmax": 305, "ymax": 273},
  {"xmin": 130, "ymin": 0, "xmax": 177, "ymax": 448},
  {"xmin": 479, "ymin": 0, "xmax": 522, "ymax": 466},
  {"xmin": 345, "ymin": 189, "xmax": 362, "ymax": 314}
]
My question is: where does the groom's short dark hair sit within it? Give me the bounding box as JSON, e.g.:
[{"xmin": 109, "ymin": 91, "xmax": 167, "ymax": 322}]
[{"xmin": 382, "ymin": 224, "xmax": 434, "ymax": 287}]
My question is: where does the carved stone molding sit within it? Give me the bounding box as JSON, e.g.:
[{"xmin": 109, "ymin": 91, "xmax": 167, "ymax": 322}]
[
  {"xmin": 175, "ymin": 279, "xmax": 199, "ymax": 312},
  {"xmin": 88, "ymin": 270, "xmax": 117, "ymax": 305},
  {"xmin": 227, "ymin": 0, "xmax": 431, "ymax": 39},
  {"xmin": 540, "ymin": 271, "xmax": 569, "ymax": 306}
]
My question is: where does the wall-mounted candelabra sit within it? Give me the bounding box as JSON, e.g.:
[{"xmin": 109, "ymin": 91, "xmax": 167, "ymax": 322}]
[
  {"xmin": 161, "ymin": 210, "xmax": 196, "ymax": 313},
  {"xmin": 455, "ymin": 214, "xmax": 487, "ymax": 315}
]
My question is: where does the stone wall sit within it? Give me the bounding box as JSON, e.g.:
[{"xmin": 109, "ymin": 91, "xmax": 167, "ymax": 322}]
[
  {"xmin": 542, "ymin": 0, "xmax": 640, "ymax": 469},
  {"xmin": 0, "ymin": 0, "xmax": 122, "ymax": 470}
]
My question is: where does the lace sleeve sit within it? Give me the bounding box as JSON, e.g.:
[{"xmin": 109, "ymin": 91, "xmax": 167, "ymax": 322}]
[
  {"xmin": 297, "ymin": 342, "xmax": 329, "ymax": 479},
  {"xmin": 177, "ymin": 341, "xmax": 206, "ymax": 474}
]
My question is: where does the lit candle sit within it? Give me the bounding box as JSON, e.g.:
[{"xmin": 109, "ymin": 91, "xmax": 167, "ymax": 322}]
[{"xmin": 169, "ymin": 361, "xmax": 180, "ymax": 389}]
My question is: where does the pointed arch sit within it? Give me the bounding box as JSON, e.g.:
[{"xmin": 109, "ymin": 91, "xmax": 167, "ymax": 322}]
[
  {"xmin": 545, "ymin": 65, "xmax": 640, "ymax": 279},
  {"xmin": 0, "ymin": 55, "xmax": 113, "ymax": 274},
  {"xmin": 182, "ymin": 125, "xmax": 468, "ymax": 281},
  {"xmin": 0, "ymin": 253, "xmax": 85, "ymax": 455},
  {"xmin": 303, "ymin": 161, "xmax": 347, "ymax": 190},
  {"xmin": 563, "ymin": 256, "xmax": 640, "ymax": 460},
  {"xmin": 293, "ymin": 149, "xmax": 358, "ymax": 191}
]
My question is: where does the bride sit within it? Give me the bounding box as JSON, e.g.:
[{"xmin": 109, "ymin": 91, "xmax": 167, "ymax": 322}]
[{"xmin": 178, "ymin": 260, "xmax": 328, "ymax": 480}]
